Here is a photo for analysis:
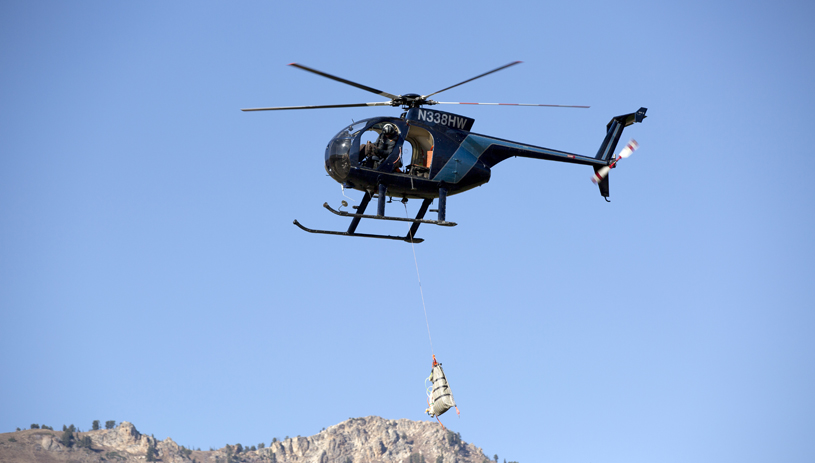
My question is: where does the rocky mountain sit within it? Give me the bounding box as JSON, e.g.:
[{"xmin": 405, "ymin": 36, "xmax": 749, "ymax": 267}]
[{"xmin": 0, "ymin": 417, "xmax": 493, "ymax": 463}]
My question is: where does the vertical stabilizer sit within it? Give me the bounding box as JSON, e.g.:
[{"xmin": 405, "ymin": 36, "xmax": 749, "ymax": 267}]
[
  {"xmin": 595, "ymin": 107, "xmax": 647, "ymax": 162},
  {"xmin": 593, "ymin": 108, "xmax": 647, "ymax": 199}
]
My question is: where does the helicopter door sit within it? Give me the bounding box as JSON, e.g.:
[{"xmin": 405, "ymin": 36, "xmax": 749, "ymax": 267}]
[
  {"xmin": 405, "ymin": 125, "xmax": 434, "ymax": 178},
  {"xmin": 358, "ymin": 120, "xmax": 408, "ymax": 172}
]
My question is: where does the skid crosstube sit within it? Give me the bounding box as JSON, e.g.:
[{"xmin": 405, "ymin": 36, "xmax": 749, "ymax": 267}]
[
  {"xmin": 293, "ymin": 192, "xmax": 455, "ymax": 243},
  {"xmin": 322, "ymin": 203, "xmax": 457, "ymax": 227},
  {"xmin": 294, "ymin": 194, "xmax": 456, "ymax": 243},
  {"xmin": 293, "ymin": 220, "xmax": 424, "ymax": 243}
]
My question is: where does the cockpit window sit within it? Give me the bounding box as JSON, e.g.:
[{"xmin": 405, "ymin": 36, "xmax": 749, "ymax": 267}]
[{"xmin": 333, "ymin": 120, "xmax": 368, "ymax": 139}]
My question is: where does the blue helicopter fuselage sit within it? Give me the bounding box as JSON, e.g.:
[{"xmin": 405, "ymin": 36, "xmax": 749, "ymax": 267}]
[{"xmin": 325, "ymin": 107, "xmax": 611, "ymax": 200}]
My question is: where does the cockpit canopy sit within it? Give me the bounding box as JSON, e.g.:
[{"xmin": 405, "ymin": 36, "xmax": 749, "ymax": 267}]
[
  {"xmin": 324, "ymin": 120, "xmax": 366, "ymax": 182},
  {"xmin": 325, "ymin": 117, "xmax": 435, "ymax": 184}
]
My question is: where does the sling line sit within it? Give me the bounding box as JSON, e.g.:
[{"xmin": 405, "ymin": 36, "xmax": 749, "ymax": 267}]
[{"xmin": 405, "ymin": 202, "xmax": 434, "ymax": 357}]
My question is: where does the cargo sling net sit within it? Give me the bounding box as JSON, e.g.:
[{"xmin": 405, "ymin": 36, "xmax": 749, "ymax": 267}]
[{"xmin": 426, "ymin": 356, "xmax": 458, "ymax": 419}]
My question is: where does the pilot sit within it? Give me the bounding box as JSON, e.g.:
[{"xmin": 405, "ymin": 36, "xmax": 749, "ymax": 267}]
[
  {"xmin": 360, "ymin": 123, "xmax": 399, "ymax": 169},
  {"xmin": 375, "ymin": 123, "xmax": 399, "ymax": 158}
]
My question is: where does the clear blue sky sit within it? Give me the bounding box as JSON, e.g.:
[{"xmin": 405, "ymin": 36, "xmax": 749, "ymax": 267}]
[{"xmin": 2, "ymin": 1, "xmax": 814, "ymax": 462}]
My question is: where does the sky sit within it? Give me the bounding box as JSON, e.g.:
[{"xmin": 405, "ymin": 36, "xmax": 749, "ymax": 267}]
[{"xmin": 1, "ymin": 1, "xmax": 814, "ymax": 463}]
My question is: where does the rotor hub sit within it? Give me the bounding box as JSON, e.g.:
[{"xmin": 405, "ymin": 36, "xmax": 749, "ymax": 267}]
[{"xmin": 396, "ymin": 93, "xmax": 425, "ymax": 109}]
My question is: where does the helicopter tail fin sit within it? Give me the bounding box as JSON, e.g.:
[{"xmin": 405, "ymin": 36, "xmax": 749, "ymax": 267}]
[
  {"xmin": 592, "ymin": 108, "xmax": 646, "ymax": 200},
  {"xmin": 592, "ymin": 166, "xmax": 610, "ymax": 198},
  {"xmin": 594, "ymin": 107, "xmax": 647, "ymax": 162}
]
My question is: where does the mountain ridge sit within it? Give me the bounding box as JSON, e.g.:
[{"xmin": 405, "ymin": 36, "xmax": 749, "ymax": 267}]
[{"xmin": 0, "ymin": 416, "xmax": 495, "ymax": 463}]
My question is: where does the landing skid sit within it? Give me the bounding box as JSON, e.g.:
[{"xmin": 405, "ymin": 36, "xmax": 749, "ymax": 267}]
[
  {"xmin": 292, "ymin": 188, "xmax": 453, "ymax": 243},
  {"xmin": 293, "ymin": 220, "xmax": 424, "ymax": 243}
]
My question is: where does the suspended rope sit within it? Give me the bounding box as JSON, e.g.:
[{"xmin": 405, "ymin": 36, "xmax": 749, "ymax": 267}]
[
  {"xmin": 405, "ymin": 202, "xmax": 434, "ymax": 357},
  {"xmin": 404, "ymin": 202, "xmax": 460, "ymax": 425}
]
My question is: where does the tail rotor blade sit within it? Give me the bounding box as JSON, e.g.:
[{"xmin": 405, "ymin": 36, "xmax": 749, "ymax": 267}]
[
  {"xmin": 591, "ymin": 166, "xmax": 611, "ymax": 184},
  {"xmin": 591, "ymin": 139, "xmax": 640, "ymax": 184},
  {"xmin": 618, "ymin": 139, "xmax": 639, "ymax": 159}
]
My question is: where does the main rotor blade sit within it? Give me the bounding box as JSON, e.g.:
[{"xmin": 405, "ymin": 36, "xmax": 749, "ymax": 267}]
[
  {"xmin": 242, "ymin": 102, "xmax": 393, "ymax": 111},
  {"xmin": 435, "ymin": 102, "xmax": 590, "ymax": 108},
  {"xmin": 289, "ymin": 63, "xmax": 400, "ymax": 101},
  {"xmin": 423, "ymin": 61, "xmax": 523, "ymax": 99}
]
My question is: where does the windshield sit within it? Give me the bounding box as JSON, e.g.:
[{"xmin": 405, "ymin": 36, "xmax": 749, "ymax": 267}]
[
  {"xmin": 326, "ymin": 121, "xmax": 371, "ymax": 182},
  {"xmin": 332, "ymin": 120, "xmax": 369, "ymax": 139}
]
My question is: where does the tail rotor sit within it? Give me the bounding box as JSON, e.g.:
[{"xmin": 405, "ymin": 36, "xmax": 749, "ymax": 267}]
[{"xmin": 592, "ymin": 139, "xmax": 639, "ymax": 185}]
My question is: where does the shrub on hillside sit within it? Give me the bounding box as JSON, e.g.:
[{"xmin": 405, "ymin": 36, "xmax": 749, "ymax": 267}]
[
  {"xmin": 60, "ymin": 429, "xmax": 74, "ymax": 448},
  {"xmin": 146, "ymin": 441, "xmax": 158, "ymax": 462},
  {"xmin": 76, "ymin": 435, "xmax": 92, "ymax": 448}
]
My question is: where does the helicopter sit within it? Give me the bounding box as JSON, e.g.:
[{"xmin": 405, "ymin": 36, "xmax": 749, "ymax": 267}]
[{"xmin": 243, "ymin": 62, "xmax": 647, "ymax": 243}]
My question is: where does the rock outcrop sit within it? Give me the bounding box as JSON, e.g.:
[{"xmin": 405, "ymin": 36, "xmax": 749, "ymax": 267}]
[
  {"xmin": 0, "ymin": 416, "xmax": 491, "ymax": 463},
  {"xmin": 250, "ymin": 416, "xmax": 483, "ymax": 463},
  {"xmin": 90, "ymin": 421, "xmax": 153, "ymax": 456}
]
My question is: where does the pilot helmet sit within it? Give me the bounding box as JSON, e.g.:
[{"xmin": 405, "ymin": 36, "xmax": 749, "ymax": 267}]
[{"xmin": 381, "ymin": 123, "xmax": 398, "ymax": 139}]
